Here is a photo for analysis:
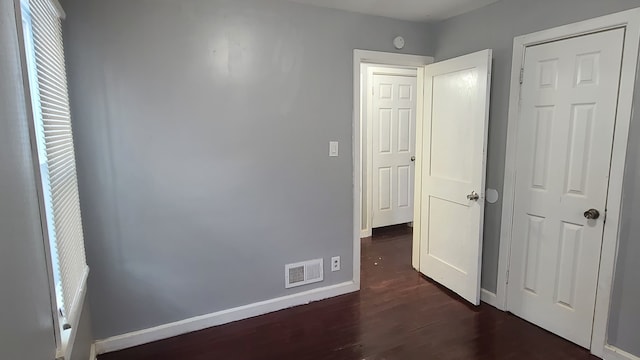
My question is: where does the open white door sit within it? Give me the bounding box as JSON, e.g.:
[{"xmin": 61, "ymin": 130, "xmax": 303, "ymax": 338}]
[{"xmin": 416, "ymin": 50, "xmax": 492, "ymax": 305}]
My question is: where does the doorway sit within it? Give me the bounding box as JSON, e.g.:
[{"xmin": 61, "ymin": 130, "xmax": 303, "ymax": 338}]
[
  {"xmin": 352, "ymin": 50, "xmax": 433, "ymax": 290},
  {"xmin": 363, "ymin": 66, "xmax": 418, "ymax": 233},
  {"xmin": 354, "ymin": 49, "xmax": 493, "ymax": 306}
]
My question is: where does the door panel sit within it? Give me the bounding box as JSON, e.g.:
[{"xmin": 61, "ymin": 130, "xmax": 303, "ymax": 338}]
[
  {"xmin": 418, "ymin": 50, "xmax": 492, "ymax": 306},
  {"xmin": 507, "ymin": 28, "xmax": 624, "ymax": 348},
  {"xmin": 430, "ymin": 69, "xmax": 477, "ymax": 183},
  {"xmin": 372, "ymin": 74, "xmax": 417, "ymax": 228}
]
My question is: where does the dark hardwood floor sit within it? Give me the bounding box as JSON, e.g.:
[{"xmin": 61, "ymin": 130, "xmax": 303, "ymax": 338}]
[{"xmin": 100, "ymin": 225, "xmax": 597, "ymax": 360}]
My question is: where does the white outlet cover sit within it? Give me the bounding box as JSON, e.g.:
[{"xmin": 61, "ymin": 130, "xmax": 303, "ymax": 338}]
[{"xmin": 331, "ymin": 256, "xmax": 340, "ymax": 271}]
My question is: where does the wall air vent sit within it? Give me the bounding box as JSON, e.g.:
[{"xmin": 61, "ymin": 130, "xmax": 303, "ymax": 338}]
[{"xmin": 285, "ymin": 259, "xmax": 324, "ymax": 289}]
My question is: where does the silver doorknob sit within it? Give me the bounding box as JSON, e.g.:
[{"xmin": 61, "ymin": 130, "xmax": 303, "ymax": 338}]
[
  {"xmin": 411, "ymin": 156, "xmax": 416, "ymax": 162},
  {"xmin": 584, "ymin": 209, "xmax": 600, "ymax": 220},
  {"xmin": 467, "ymin": 191, "xmax": 480, "ymax": 201}
]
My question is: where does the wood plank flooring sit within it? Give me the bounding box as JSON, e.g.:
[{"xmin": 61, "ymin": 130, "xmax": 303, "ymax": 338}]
[{"xmin": 99, "ymin": 225, "xmax": 597, "ymax": 360}]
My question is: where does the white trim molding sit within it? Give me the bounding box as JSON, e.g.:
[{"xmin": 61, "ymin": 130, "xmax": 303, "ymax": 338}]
[
  {"xmin": 353, "ymin": 50, "xmax": 434, "ymax": 277},
  {"xmin": 95, "ymin": 281, "xmax": 358, "ymax": 355},
  {"xmin": 88, "ymin": 344, "xmax": 96, "ymax": 360},
  {"xmin": 604, "ymin": 345, "xmax": 640, "ymax": 360},
  {"xmin": 57, "ymin": 267, "xmax": 89, "ymax": 360},
  {"xmin": 480, "ymin": 289, "xmax": 503, "ymax": 310},
  {"xmin": 497, "ymin": 7, "xmax": 640, "ymax": 358}
]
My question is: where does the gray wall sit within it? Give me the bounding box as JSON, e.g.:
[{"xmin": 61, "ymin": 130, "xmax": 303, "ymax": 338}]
[
  {"xmin": 0, "ymin": 0, "xmax": 56, "ymax": 358},
  {"xmin": 63, "ymin": 0, "xmax": 434, "ymax": 339},
  {"xmin": 607, "ymin": 75, "xmax": 640, "ymax": 355},
  {"xmin": 433, "ymin": 0, "xmax": 640, "ymax": 355}
]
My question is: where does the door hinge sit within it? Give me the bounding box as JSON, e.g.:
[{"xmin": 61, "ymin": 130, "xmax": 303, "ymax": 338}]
[
  {"xmin": 506, "ymin": 269, "xmax": 510, "ymax": 284},
  {"xmin": 603, "ymin": 209, "xmax": 607, "ymax": 224},
  {"xmin": 519, "ymin": 68, "xmax": 524, "ymax": 84}
]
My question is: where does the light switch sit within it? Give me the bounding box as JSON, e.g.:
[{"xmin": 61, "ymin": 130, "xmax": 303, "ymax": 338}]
[{"xmin": 329, "ymin": 141, "xmax": 339, "ymax": 157}]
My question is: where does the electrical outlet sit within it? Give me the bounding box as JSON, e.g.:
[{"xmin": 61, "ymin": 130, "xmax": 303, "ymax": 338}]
[{"xmin": 331, "ymin": 256, "xmax": 340, "ymax": 272}]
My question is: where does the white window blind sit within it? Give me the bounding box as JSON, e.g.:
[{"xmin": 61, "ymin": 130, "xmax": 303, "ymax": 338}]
[{"xmin": 23, "ymin": 0, "xmax": 89, "ymax": 337}]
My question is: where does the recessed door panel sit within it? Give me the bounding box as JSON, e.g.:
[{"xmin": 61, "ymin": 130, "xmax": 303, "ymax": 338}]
[
  {"xmin": 531, "ymin": 106, "xmax": 554, "ymax": 190},
  {"xmin": 429, "ymin": 69, "xmax": 476, "ymax": 184},
  {"xmin": 427, "ymin": 196, "xmax": 471, "ymax": 273},
  {"xmin": 523, "ymin": 215, "xmax": 544, "ymax": 294},
  {"xmin": 397, "ymin": 165, "xmax": 411, "ymax": 208},
  {"xmin": 397, "ymin": 109, "xmax": 411, "ymax": 153},
  {"xmin": 564, "ymin": 104, "xmax": 595, "ymax": 196}
]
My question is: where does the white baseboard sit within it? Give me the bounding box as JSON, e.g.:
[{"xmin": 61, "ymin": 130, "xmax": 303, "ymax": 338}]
[
  {"xmin": 94, "ymin": 281, "xmax": 359, "ymax": 355},
  {"xmin": 604, "ymin": 345, "xmax": 640, "ymax": 360},
  {"xmin": 360, "ymin": 229, "xmax": 372, "ymax": 238},
  {"xmin": 88, "ymin": 344, "xmax": 96, "ymax": 360},
  {"xmin": 481, "ymin": 288, "xmax": 503, "ymax": 310}
]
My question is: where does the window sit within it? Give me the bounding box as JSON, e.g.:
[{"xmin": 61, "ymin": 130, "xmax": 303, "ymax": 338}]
[{"xmin": 20, "ymin": 0, "xmax": 89, "ymax": 357}]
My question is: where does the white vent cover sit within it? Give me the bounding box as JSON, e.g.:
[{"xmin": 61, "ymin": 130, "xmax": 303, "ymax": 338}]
[{"xmin": 285, "ymin": 259, "xmax": 324, "ymax": 289}]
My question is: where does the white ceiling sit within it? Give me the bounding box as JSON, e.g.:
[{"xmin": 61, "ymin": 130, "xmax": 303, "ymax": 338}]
[{"xmin": 286, "ymin": 0, "xmax": 500, "ymax": 22}]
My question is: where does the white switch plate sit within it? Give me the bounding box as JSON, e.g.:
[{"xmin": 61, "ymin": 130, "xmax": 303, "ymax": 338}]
[
  {"xmin": 329, "ymin": 141, "xmax": 339, "ymax": 157},
  {"xmin": 331, "ymin": 256, "xmax": 340, "ymax": 272}
]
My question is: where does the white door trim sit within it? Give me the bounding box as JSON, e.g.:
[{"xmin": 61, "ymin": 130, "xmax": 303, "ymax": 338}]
[
  {"xmin": 604, "ymin": 345, "xmax": 640, "ymax": 360},
  {"xmin": 353, "ymin": 50, "xmax": 434, "ymax": 284},
  {"xmin": 497, "ymin": 7, "xmax": 640, "ymax": 357},
  {"xmin": 364, "ymin": 66, "xmax": 418, "ymax": 237}
]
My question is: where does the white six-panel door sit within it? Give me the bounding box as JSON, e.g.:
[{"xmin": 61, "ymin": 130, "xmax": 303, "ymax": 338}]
[
  {"xmin": 418, "ymin": 50, "xmax": 492, "ymax": 305},
  {"xmin": 371, "ymin": 73, "xmax": 417, "ymax": 228},
  {"xmin": 507, "ymin": 28, "xmax": 625, "ymax": 348}
]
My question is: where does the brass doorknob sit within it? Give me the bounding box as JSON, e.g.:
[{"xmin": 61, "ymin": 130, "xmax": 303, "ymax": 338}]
[{"xmin": 584, "ymin": 209, "xmax": 600, "ymax": 220}]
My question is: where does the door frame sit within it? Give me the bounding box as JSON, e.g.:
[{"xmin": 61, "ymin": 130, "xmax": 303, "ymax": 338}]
[
  {"xmin": 363, "ymin": 66, "xmax": 418, "ymax": 236},
  {"xmin": 497, "ymin": 8, "xmax": 640, "ymax": 357},
  {"xmin": 353, "ymin": 50, "xmax": 434, "ymax": 288}
]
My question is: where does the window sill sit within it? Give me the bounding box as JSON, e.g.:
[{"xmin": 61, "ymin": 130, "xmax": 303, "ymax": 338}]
[{"xmin": 55, "ymin": 267, "xmax": 89, "ymax": 360}]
